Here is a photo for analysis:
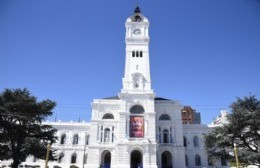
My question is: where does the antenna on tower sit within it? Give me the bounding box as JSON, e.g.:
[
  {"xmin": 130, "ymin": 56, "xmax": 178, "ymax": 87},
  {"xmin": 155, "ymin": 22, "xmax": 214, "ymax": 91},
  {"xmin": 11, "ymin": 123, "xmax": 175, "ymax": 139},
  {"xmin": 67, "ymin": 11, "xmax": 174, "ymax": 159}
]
[{"xmin": 136, "ymin": 0, "xmax": 139, "ymax": 6}]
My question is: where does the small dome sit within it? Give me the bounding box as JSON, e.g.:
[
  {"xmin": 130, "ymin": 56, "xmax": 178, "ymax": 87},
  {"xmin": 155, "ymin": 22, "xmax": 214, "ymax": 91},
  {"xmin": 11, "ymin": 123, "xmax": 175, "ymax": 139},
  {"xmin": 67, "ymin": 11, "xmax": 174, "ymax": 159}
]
[
  {"xmin": 131, "ymin": 6, "xmax": 144, "ymax": 22},
  {"xmin": 134, "ymin": 6, "xmax": 141, "ymax": 14},
  {"xmin": 126, "ymin": 6, "xmax": 149, "ymax": 23}
]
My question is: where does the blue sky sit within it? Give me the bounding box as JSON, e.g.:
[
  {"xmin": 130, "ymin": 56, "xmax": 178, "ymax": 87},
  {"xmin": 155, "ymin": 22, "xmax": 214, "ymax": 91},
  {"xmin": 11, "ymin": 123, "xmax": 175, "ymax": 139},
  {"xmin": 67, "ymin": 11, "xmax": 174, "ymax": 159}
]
[{"xmin": 1, "ymin": 0, "xmax": 260, "ymax": 124}]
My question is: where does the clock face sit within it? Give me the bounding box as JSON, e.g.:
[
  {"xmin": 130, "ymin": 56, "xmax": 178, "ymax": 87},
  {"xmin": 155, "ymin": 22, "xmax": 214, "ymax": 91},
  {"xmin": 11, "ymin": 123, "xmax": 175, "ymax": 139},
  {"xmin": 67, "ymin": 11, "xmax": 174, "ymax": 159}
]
[{"xmin": 133, "ymin": 28, "xmax": 141, "ymax": 35}]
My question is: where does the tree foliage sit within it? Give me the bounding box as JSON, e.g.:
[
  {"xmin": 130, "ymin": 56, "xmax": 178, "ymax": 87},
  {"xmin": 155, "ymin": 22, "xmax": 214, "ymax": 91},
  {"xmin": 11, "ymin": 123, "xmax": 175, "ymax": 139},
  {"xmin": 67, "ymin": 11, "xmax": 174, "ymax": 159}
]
[
  {"xmin": 204, "ymin": 95, "xmax": 260, "ymax": 166},
  {"xmin": 0, "ymin": 88, "xmax": 57, "ymax": 168}
]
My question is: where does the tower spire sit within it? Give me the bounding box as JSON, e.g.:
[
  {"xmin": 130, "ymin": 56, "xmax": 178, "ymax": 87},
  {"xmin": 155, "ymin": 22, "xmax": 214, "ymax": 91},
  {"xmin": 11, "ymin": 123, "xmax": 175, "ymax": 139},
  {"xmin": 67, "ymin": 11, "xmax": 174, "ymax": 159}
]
[
  {"xmin": 121, "ymin": 7, "xmax": 153, "ymax": 94},
  {"xmin": 134, "ymin": 5, "xmax": 141, "ymax": 14}
]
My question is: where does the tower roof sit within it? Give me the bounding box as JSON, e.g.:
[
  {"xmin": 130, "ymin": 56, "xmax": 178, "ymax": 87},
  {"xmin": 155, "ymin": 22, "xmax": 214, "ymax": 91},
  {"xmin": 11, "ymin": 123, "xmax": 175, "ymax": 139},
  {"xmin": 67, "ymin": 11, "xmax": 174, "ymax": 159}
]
[
  {"xmin": 103, "ymin": 96, "xmax": 171, "ymax": 101},
  {"xmin": 126, "ymin": 6, "xmax": 148, "ymax": 23}
]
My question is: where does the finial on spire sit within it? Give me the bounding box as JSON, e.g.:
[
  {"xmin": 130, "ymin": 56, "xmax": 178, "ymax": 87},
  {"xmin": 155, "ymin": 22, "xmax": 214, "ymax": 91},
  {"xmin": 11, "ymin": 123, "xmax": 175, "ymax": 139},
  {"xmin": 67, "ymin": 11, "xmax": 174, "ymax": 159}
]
[
  {"xmin": 134, "ymin": 6, "xmax": 141, "ymax": 14},
  {"xmin": 131, "ymin": 2, "xmax": 143, "ymax": 22}
]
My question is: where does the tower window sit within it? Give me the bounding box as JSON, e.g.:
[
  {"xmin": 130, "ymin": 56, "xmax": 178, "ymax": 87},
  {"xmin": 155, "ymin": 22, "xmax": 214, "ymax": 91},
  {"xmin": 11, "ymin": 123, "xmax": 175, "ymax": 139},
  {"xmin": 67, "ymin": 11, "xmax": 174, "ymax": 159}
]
[
  {"xmin": 136, "ymin": 51, "xmax": 139, "ymax": 57},
  {"xmin": 132, "ymin": 51, "xmax": 135, "ymax": 57},
  {"xmin": 140, "ymin": 51, "xmax": 143, "ymax": 57}
]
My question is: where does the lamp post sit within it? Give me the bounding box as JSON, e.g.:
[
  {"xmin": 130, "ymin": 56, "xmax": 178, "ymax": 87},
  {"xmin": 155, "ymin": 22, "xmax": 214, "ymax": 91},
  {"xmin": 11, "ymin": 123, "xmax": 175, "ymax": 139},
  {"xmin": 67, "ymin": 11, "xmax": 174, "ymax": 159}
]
[
  {"xmin": 82, "ymin": 143, "xmax": 86, "ymax": 168},
  {"xmin": 45, "ymin": 142, "xmax": 51, "ymax": 168},
  {"xmin": 234, "ymin": 143, "xmax": 239, "ymax": 168}
]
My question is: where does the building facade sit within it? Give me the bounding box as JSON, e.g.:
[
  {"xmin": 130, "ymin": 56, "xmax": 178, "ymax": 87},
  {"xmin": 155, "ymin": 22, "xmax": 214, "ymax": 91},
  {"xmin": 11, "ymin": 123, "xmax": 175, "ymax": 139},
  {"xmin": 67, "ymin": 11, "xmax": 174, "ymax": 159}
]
[
  {"xmin": 209, "ymin": 110, "xmax": 229, "ymax": 127},
  {"xmin": 193, "ymin": 112, "xmax": 201, "ymax": 124},
  {"xmin": 181, "ymin": 106, "xmax": 201, "ymax": 125},
  {"xmin": 2, "ymin": 6, "xmax": 229, "ymax": 168}
]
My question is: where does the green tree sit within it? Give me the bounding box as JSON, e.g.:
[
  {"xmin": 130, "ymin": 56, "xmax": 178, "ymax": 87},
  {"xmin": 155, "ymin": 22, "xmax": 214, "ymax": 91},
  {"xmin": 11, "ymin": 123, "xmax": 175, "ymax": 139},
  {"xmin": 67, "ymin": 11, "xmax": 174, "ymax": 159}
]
[
  {"xmin": 204, "ymin": 95, "xmax": 260, "ymax": 166},
  {"xmin": 0, "ymin": 88, "xmax": 57, "ymax": 168}
]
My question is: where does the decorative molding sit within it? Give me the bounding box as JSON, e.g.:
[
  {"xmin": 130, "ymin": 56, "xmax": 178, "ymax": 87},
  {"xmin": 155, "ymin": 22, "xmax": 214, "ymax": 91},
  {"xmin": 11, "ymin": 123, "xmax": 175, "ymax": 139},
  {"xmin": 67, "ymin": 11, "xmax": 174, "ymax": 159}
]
[{"xmin": 92, "ymin": 103, "xmax": 120, "ymax": 111}]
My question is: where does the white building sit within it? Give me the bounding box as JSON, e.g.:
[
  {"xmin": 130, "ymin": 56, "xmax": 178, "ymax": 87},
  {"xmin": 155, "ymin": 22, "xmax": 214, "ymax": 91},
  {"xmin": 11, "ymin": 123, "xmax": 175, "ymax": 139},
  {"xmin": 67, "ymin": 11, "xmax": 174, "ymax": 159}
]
[
  {"xmin": 209, "ymin": 110, "xmax": 229, "ymax": 127},
  {"xmin": 2, "ymin": 6, "xmax": 228, "ymax": 168}
]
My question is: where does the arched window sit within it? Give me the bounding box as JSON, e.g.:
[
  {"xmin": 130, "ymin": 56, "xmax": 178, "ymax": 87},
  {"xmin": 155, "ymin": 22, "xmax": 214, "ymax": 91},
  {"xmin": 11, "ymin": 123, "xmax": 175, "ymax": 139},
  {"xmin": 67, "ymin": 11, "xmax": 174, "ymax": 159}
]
[
  {"xmin": 132, "ymin": 51, "xmax": 135, "ymax": 57},
  {"xmin": 140, "ymin": 51, "xmax": 143, "ymax": 57},
  {"xmin": 193, "ymin": 136, "xmax": 199, "ymax": 147},
  {"xmin": 102, "ymin": 113, "xmax": 114, "ymax": 119},
  {"xmin": 195, "ymin": 154, "xmax": 201, "ymax": 166},
  {"xmin": 163, "ymin": 129, "xmax": 169, "ymax": 143},
  {"xmin": 60, "ymin": 134, "xmax": 66, "ymax": 145},
  {"xmin": 104, "ymin": 128, "xmax": 111, "ymax": 143},
  {"xmin": 208, "ymin": 157, "xmax": 213, "ymax": 166},
  {"xmin": 185, "ymin": 155, "xmax": 188, "ymax": 166},
  {"xmin": 136, "ymin": 51, "xmax": 139, "ymax": 57},
  {"xmin": 159, "ymin": 114, "xmax": 171, "ymax": 120},
  {"xmin": 221, "ymin": 157, "xmax": 227, "ymax": 166},
  {"xmin": 58, "ymin": 152, "xmax": 64, "ymax": 163},
  {"xmin": 130, "ymin": 105, "xmax": 144, "ymax": 114},
  {"xmin": 183, "ymin": 136, "xmax": 187, "ymax": 147},
  {"xmin": 73, "ymin": 134, "xmax": 79, "ymax": 145},
  {"xmin": 71, "ymin": 153, "xmax": 77, "ymax": 164}
]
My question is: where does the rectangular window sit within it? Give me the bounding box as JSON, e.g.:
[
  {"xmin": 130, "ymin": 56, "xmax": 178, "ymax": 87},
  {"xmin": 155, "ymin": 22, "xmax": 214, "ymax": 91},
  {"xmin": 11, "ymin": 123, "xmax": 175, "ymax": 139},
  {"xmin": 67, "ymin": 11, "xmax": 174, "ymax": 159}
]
[{"xmin": 132, "ymin": 51, "xmax": 135, "ymax": 57}]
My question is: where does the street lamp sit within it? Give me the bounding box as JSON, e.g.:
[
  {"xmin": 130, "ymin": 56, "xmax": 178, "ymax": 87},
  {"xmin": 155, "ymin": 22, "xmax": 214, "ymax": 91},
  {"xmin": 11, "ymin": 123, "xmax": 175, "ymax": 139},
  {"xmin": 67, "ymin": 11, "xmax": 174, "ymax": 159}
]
[
  {"xmin": 82, "ymin": 143, "xmax": 86, "ymax": 168},
  {"xmin": 45, "ymin": 142, "xmax": 51, "ymax": 168},
  {"xmin": 234, "ymin": 143, "xmax": 239, "ymax": 168}
]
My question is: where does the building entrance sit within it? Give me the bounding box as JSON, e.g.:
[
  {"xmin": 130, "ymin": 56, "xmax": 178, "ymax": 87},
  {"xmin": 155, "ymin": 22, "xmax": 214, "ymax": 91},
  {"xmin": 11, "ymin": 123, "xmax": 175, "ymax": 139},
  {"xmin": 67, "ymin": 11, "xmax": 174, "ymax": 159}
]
[
  {"xmin": 130, "ymin": 150, "xmax": 142, "ymax": 168},
  {"xmin": 101, "ymin": 150, "xmax": 111, "ymax": 168},
  {"xmin": 161, "ymin": 151, "xmax": 172, "ymax": 168}
]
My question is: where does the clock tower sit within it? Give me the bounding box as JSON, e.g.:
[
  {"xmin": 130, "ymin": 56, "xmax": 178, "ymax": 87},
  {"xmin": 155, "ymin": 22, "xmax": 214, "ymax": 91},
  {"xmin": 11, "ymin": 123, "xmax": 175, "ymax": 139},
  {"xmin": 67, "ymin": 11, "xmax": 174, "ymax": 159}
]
[
  {"xmin": 118, "ymin": 6, "xmax": 158, "ymax": 168},
  {"xmin": 121, "ymin": 6, "xmax": 153, "ymax": 94}
]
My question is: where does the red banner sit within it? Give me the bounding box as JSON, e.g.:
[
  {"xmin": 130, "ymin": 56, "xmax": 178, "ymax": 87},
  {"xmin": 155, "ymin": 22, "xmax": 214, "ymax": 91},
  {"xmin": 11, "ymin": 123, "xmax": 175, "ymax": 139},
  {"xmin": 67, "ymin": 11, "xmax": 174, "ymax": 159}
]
[{"xmin": 130, "ymin": 116, "xmax": 144, "ymax": 138}]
